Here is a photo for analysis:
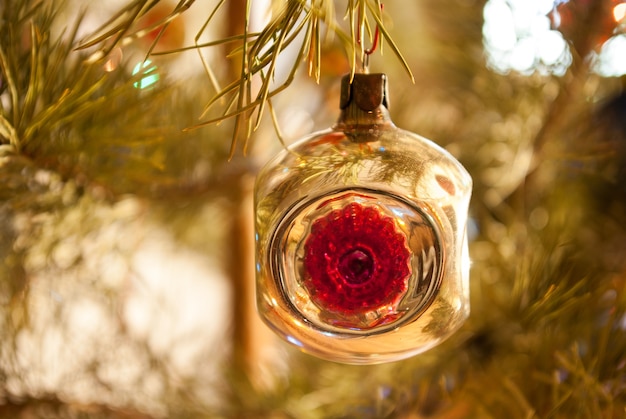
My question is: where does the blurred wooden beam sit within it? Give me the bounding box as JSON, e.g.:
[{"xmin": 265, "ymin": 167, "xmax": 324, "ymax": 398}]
[{"xmin": 225, "ymin": 0, "xmax": 277, "ymax": 387}]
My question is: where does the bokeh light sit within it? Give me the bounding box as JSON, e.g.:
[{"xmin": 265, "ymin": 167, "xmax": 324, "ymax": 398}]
[
  {"xmin": 132, "ymin": 59, "xmax": 160, "ymax": 89},
  {"xmin": 482, "ymin": 0, "xmax": 626, "ymax": 77},
  {"xmin": 593, "ymin": 34, "xmax": 626, "ymax": 76},
  {"xmin": 482, "ymin": 0, "xmax": 571, "ymax": 75},
  {"xmin": 614, "ymin": 3, "xmax": 626, "ymax": 22}
]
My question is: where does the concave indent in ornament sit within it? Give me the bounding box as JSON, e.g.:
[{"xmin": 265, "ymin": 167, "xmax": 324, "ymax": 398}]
[{"xmin": 270, "ymin": 190, "xmax": 443, "ymax": 333}]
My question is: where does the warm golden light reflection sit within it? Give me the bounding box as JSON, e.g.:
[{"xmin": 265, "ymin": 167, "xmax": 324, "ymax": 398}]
[{"xmin": 102, "ymin": 47, "xmax": 123, "ymax": 72}]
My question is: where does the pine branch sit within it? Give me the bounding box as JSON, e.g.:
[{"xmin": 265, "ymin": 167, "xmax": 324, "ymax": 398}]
[
  {"xmin": 0, "ymin": 0, "xmax": 237, "ymax": 201},
  {"xmin": 78, "ymin": 0, "xmax": 414, "ymax": 156}
]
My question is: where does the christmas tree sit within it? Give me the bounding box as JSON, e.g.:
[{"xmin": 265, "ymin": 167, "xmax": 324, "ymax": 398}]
[{"xmin": 1, "ymin": 0, "xmax": 625, "ymax": 417}]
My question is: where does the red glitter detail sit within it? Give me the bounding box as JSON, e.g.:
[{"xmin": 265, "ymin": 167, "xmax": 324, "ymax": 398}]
[{"xmin": 303, "ymin": 202, "xmax": 411, "ymax": 315}]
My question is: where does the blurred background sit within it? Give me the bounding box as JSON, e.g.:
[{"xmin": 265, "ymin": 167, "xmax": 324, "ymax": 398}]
[{"xmin": 1, "ymin": 0, "xmax": 626, "ymax": 417}]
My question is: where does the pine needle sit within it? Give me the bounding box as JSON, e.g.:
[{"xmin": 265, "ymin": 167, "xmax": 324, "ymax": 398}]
[{"xmin": 76, "ymin": 0, "xmax": 412, "ymax": 155}]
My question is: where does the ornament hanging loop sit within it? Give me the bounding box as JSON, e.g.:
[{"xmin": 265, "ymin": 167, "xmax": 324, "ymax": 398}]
[{"xmin": 357, "ymin": 3, "xmax": 383, "ymax": 72}]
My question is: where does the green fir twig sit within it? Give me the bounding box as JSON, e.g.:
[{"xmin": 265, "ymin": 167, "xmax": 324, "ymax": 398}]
[{"xmin": 78, "ymin": 0, "xmax": 413, "ymax": 156}]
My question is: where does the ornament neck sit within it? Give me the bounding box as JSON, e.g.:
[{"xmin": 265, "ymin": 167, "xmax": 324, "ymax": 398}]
[{"xmin": 335, "ymin": 73, "xmax": 395, "ymax": 142}]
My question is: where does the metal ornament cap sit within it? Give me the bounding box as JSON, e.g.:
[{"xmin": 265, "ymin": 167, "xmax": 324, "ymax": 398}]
[{"xmin": 340, "ymin": 73, "xmax": 389, "ymax": 111}]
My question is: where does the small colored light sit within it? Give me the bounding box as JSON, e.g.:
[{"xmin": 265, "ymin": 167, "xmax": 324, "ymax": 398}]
[{"xmin": 132, "ymin": 60, "xmax": 159, "ymax": 89}]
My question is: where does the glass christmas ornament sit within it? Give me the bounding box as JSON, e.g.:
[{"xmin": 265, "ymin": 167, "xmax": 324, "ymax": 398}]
[{"xmin": 254, "ymin": 73, "xmax": 472, "ymax": 364}]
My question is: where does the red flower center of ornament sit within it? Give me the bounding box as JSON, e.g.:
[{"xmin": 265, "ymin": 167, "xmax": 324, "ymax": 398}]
[
  {"xmin": 303, "ymin": 202, "xmax": 411, "ymax": 316},
  {"xmin": 338, "ymin": 248, "xmax": 374, "ymax": 285}
]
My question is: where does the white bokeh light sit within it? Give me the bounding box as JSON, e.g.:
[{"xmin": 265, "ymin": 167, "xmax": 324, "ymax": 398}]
[
  {"xmin": 483, "ymin": 0, "xmax": 626, "ymax": 77},
  {"xmin": 483, "ymin": 0, "xmax": 571, "ymax": 75},
  {"xmin": 594, "ymin": 34, "xmax": 626, "ymax": 77}
]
